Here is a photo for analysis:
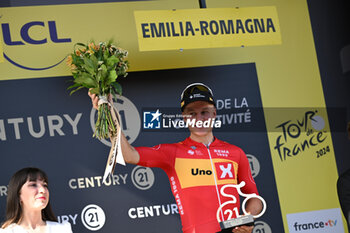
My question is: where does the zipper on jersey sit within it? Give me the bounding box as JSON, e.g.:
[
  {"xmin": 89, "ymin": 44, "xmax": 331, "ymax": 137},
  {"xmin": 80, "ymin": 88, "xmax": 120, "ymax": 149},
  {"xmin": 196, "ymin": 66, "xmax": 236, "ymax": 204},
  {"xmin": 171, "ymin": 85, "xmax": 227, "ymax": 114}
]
[{"xmin": 205, "ymin": 143, "xmax": 224, "ymax": 222}]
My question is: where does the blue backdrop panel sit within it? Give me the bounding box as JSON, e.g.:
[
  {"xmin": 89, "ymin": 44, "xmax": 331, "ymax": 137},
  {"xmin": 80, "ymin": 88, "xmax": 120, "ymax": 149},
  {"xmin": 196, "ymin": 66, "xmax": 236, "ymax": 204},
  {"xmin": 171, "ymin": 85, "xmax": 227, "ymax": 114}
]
[{"xmin": 0, "ymin": 64, "xmax": 282, "ymax": 232}]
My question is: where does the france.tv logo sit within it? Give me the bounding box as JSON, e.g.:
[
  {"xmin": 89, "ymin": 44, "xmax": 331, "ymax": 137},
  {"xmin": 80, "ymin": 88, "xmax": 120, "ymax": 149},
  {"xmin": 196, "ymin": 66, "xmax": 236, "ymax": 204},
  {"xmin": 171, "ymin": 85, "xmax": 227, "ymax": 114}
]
[{"xmin": 143, "ymin": 110, "xmax": 162, "ymax": 129}]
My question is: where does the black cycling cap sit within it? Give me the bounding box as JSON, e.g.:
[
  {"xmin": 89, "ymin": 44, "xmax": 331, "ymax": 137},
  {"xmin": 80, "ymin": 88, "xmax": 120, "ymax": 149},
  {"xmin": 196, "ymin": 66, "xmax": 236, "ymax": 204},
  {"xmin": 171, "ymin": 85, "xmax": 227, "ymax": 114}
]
[{"xmin": 180, "ymin": 83, "xmax": 216, "ymax": 112}]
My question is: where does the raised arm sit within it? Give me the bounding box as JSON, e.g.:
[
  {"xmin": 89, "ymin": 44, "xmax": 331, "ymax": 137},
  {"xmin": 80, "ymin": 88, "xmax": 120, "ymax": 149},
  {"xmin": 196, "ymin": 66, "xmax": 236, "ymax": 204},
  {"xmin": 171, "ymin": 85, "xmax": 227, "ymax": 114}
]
[{"xmin": 88, "ymin": 91, "xmax": 140, "ymax": 164}]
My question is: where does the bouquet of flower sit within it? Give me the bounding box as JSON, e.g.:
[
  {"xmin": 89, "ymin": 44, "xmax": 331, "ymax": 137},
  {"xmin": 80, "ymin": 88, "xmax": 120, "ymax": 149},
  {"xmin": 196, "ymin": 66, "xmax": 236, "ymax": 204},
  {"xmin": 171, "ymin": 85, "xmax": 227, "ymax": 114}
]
[{"xmin": 66, "ymin": 40, "xmax": 129, "ymax": 139}]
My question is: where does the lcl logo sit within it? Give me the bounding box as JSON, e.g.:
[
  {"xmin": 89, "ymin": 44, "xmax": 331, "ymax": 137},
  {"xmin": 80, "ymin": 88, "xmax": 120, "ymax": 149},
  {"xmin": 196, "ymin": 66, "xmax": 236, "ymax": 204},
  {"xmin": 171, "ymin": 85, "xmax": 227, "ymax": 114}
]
[
  {"xmin": 2, "ymin": 21, "xmax": 71, "ymax": 45},
  {"xmin": 1, "ymin": 20, "xmax": 71, "ymax": 70}
]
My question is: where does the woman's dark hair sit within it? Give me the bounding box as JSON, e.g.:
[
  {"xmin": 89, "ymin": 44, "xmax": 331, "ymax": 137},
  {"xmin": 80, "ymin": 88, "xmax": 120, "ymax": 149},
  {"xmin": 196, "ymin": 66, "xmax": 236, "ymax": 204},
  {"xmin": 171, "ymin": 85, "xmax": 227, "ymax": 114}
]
[{"xmin": 1, "ymin": 167, "xmax": 57, "ymax": 229}]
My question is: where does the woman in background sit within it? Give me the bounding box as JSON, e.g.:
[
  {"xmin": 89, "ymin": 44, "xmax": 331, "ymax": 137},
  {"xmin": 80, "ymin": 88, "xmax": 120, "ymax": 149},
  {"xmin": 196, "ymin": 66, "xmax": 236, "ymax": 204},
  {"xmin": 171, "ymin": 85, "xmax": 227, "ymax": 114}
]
[{"xmin": 0, "ymin": 167, "xmax": 72, "ymax": 233}]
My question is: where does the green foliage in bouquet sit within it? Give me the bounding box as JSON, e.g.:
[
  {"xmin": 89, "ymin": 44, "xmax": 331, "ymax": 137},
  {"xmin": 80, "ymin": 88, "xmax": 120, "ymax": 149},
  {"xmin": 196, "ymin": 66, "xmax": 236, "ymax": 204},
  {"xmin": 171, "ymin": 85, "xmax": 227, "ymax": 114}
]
[{"xmin": 66, "ymin": 40, "xmax": 129, "ymax": 139}]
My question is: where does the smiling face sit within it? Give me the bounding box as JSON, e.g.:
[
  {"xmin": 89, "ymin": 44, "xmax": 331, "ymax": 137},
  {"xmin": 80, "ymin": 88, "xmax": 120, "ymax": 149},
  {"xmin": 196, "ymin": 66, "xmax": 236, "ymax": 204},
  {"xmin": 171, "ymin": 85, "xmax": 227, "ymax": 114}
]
[
  {"xmin": 182, "ymin": 101, "xmax": 217, "ymax": 137},
  {"xmin": 19, "ymin": 178, "xmax": 49, "ymax": 212}
]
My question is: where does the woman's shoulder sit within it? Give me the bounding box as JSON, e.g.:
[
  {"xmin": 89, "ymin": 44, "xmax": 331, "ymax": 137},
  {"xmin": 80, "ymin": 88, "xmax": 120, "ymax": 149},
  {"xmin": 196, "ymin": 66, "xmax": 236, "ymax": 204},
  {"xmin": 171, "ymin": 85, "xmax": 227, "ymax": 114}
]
[
  {"xmin": 0, "ymin": 224, "xmax": 25, "ymax": 233},
  {"xmin": 46, "ymin": 221, "xmax": 72, "ymax": 232}
]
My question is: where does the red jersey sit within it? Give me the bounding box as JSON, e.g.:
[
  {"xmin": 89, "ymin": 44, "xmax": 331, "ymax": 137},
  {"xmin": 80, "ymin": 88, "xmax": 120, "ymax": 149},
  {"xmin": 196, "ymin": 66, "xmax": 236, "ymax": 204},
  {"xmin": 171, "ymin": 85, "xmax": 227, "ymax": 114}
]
[{"xmin": 136, "ymin": 137, "xmax": 258, "ymax": 233}]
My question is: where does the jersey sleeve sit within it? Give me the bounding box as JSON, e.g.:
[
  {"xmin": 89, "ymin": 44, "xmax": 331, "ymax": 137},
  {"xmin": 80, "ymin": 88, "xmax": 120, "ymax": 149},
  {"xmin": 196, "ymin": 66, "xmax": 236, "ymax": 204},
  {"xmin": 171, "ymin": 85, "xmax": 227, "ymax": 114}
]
[
  {"xmin": 237, "ymin": 148, "xmax": 259, "ymax": 195},
  {"xmin": 135, "ymin": 144, "xmax": 176, "ymax": 170}
]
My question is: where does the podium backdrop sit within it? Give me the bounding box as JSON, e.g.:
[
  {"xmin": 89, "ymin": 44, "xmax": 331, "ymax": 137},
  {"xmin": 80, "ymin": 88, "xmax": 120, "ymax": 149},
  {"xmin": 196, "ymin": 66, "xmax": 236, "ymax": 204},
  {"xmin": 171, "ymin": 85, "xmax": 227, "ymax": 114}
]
[{"xmin": 0, "ymin": 0, "xmax": 349, "ymax": 233}]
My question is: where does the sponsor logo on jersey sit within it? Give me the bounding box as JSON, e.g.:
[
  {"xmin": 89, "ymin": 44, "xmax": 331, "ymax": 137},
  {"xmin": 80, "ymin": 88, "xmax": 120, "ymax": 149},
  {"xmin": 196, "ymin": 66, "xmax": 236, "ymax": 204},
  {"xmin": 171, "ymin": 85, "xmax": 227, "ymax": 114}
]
[
  {"xmin": 187, "ymin": 149, "xmax": 195, "ymax": 155},
  {"xmin": 175, "ymin": 158, "xmax": 237, "ymax": 188},
  {"xmin": 215, "ymin": 162, "xmax": 236, "ymax": 180}
]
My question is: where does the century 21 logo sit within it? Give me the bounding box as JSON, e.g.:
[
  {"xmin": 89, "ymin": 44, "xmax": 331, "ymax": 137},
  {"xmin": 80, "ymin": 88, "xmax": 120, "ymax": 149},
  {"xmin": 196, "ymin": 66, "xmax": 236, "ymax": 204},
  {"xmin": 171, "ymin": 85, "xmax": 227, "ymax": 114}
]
[{"xmin": 1, "ymin": 20, "xmax": 71, "ymax": 70}]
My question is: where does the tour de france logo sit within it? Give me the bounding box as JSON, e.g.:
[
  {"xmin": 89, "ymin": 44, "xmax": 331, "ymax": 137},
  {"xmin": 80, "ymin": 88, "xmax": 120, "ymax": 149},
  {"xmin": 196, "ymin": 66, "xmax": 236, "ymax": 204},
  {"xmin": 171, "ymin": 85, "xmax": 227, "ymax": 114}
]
[
  {"xmin": 273, "ymin": 109, "xmax": 330, "ymax": 161},
  {"xmin": 90, "ymin": 96, "xmax": 141, "ymax": 146}
]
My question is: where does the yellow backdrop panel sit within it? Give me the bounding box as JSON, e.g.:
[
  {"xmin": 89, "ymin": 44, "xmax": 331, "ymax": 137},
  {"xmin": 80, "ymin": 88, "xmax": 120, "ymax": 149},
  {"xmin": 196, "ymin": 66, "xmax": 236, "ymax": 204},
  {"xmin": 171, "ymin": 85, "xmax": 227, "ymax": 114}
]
[
  {"xmin": 0, "ymin": 0, "xmax": 345, "ymax": 232},
  {"xmin": 134, "ymin": 6, "xmax": 281, "ymax": 51}
]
